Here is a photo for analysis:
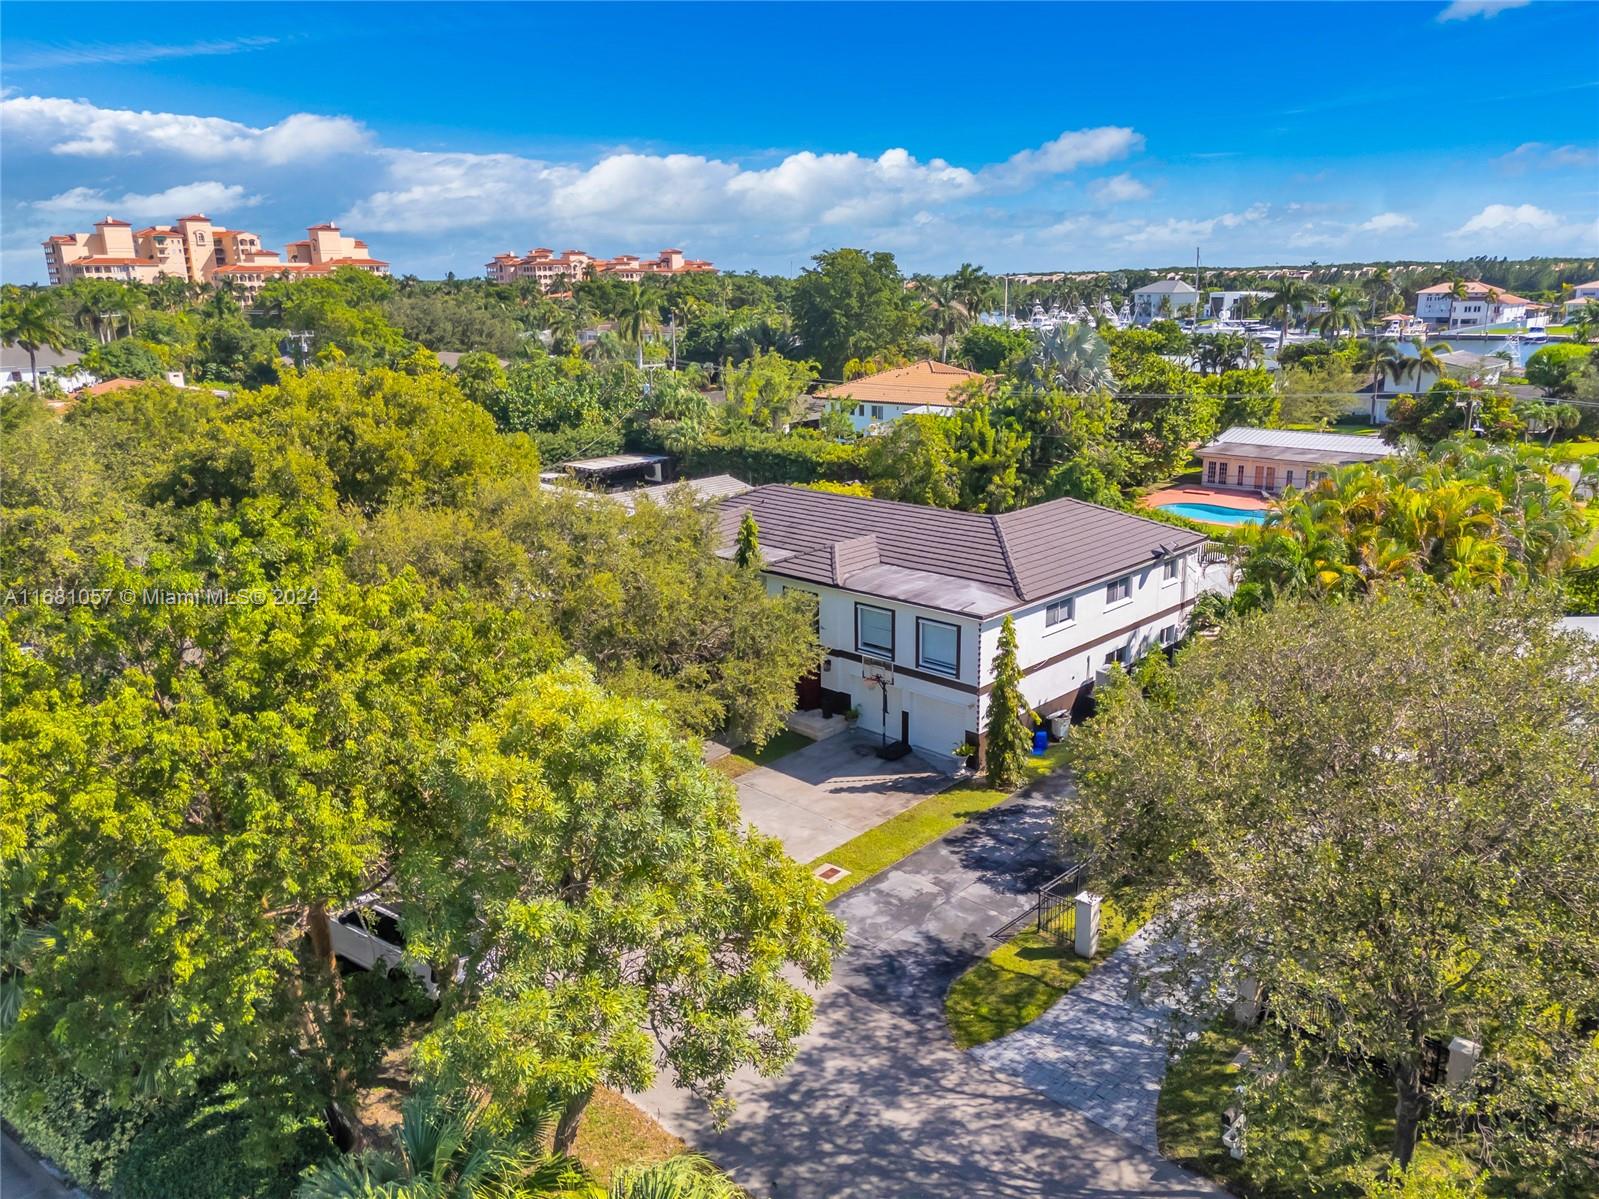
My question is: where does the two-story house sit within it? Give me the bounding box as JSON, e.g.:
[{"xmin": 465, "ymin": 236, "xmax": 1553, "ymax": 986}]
[{"xmin": 717, "ymin": 486, "xmax": 1210, "ymax": 768}]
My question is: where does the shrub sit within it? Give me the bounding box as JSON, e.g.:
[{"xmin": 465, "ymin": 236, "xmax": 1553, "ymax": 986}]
[
  {"xmin": 675, "ymin": 429, "xmax": 865, "ymax": 484},
  {"xmin": 1525, "ymin": 343, "xmax": 1593, "ymax": 397},
  {"xmin": 1563, "ymin": 565, "xmax": 1599, "ymax": 616},
  {"xmin": 1, "ymin": 1067, "xmax": 156, "ymax": 1191},
  {"xmin": 112, "ymin": 1084, "xmax": 329, "ymax": 1199}
]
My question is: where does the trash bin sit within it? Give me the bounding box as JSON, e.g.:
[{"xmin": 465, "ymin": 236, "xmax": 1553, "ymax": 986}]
[
  {"xmin": 1047, "ymin": 712, "xmax": 1070, "ymax": 739},
  {"xmin": 1032, "ymin": 728, "xmax": 1050, "ymax": 756}
]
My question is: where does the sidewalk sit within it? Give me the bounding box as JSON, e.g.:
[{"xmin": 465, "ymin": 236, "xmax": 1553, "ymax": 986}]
[{"xmin": 970, "ymin": 924, "xmax": 1193, "ymax": 1151}]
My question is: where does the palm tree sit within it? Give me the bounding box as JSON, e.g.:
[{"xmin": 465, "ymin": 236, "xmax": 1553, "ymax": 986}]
[
  {"xmin": 924, "ymin": 278, "xmax": 970, "ymax": 361},
  {"xmin": 950, "ymin": 263, "xmax": 993, "ymax": 323},
  {"xmin": 1403, "ymin": 338, "xmax": 1452, "ymax": 391},
  {"xmin": 295, "ymin": 1092, "xmax": 586, "ymax": 1199},
  {"xmin": 1031, "ymin": 323, "xmax": 1115, "ymax": 393},
  {"xmin": 615, "ymin": 283, "xmax": 658, "ymax": 368},
  {"xmin": 1259, "ymin": 278, "xmax": 1319, "ymax": 352},
  {"xmin": 1361, "ymin": 338, "xmax": 1411, "ymax": 419},
  {"xmin": 607, "ymin": 1155, "xmax": 742, "ymax": 1199},
  {"xmin": 1313, "ymin": 286, "xmax": 1364, "ymax": 339},
  {"xmin": 1, "ymin": 289, "xmax": 69, "ymax": 395}
]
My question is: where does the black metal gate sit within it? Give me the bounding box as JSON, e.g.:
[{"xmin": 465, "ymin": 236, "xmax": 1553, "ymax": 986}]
[{"xmin": 989, "ymin": 861, "xmax": 1092, "ymax": 944}]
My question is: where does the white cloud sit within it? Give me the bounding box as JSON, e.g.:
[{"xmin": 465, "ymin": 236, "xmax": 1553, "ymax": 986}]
[
  {"xmin": 1451, "ymin": 202, "xmax": 1560, "ymax": 236},
  {"xmin": 1437, "ymin": 0, "xmax": 1531, "ymax": 20},
  {"xmin": 980, "ymin": 127, "xmax": 1145, "ymax": 190},
  {"xmin": 31, "ymin": 180, "xmax": 259, "ymax": 218},
  {"xmin": 0, "ymin": 95, "xmax": 368, "ymax": 163},
  {"xmin": 3, "ymin": 37, "xmax": 277, "ymax": 69},
  {"xmin": 1089, "ymin": 173, "xmax": 1151, "ymax": 203},
  {"xmin": 1496, "ymin": 141, "xmax": 1599, "ymax": 173},
  {"xmin": 1115, "ymin": 204, "xmax": 1270, "ymax": 247},
  {"xmin": 1359, "ymin": 212, "xmax": 1417, "ymax": 233},
  {"xmin": 344, "ymin": 128, "xmax": 1136, "ymax": 236}
]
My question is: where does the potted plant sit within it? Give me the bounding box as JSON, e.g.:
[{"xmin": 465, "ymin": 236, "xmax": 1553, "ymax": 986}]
[
  {"xmin": 843, "ymin": 706, "xmax": 861, "ymax": 724},
  {"xmin": 952, "ymin": 741, "xmax": 979, "ymax": 772}
]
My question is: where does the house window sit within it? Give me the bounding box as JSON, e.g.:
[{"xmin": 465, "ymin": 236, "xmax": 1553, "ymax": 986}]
[
  {"xmin": 1162, "ymin": 557, "xmax": 1180, "ymax": 581},
  {"xmin": 1158, "ymin": 625, "xmax": 1177, "ymax": 646},
  {"xmin": 1106, "ymin": 576, "xmax": 1132, "ymax": 604},
  {"xmin": 1045, "ymin": 598, "xmax": 1074, "ymax": 627},
  {"xmin": 1104, "ymin": 646, "xmax": 1131, "ymax": 666},
  {"xmin": 1235, "ymin": 465, "xmax": 1244, "ymax": 486},
  {"xmin": 916, "ymin": 618, "xmax": 959, "ymax": 676},
  {"xmin": 870, "ymin": 404, "xmax": 885, "ymax": 420},
  {"xmin": 1205, "ymin": 460, "xmax": 1217, "ymax": 484},
  {"xmin": 1285, "ymin": 469, "xmax": 1295, "ymax": 488},
  {"xmin": 855, "ymin": 603, "xmax": 894, "ymax": 658}
]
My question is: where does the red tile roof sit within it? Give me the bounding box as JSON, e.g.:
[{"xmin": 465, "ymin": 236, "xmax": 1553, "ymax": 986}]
[
  {"xmin": 94, "ymin": 218, "xmax": 131, "ymax": 226},
  {"xmin": 73, "ymin": 256, "xmax": 155, "ymax": 266},
  {"xmin": 79, "ymin": 378, "xmax": 145, "ymax": 395}
]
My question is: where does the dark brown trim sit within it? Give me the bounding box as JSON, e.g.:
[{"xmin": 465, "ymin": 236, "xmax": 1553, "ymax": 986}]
[
  {"xmin": 829, "ymin": 646, "xmax": 980, "ymax": 694},
  {"xmin": 976, "ymin": 596, "xmax": 1197, "ymax": 697},
  {"xmin": 854, "ymin": 601, "xmax": 895, "ymax": 660},
  {"xmin": 914, "ymin": 615, "xmax": 961, "ymax": 679}
]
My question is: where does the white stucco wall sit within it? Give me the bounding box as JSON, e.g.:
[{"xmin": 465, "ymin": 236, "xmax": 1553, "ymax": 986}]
[{"xmin": 767, "ymin": 547, "xmax": 1207, "ymax": 763}]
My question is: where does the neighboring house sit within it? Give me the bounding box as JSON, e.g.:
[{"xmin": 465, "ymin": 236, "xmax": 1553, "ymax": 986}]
[
  {"xmin": 1197, "ymin": 426, "xmax": 1394, "ymax": 493},
  {"xmin": 1564, "ymin": 280, "xmax": 1599, "ymax": 316},
  {"xmin": 717, "ymin": 485, "xmax": 1209, "ymax": 767},
  {"xmin": 1, "ymin": 344, "xmax": 93, "ymax": 391},
  {"xmin": 1205, "ymin": 289, "xmax": 1274, "ymax": 320},
  {"xmin": 1414, "ymin": 282, "xmax": 1531, "ymax": 330},
  {"xmin": 816, "ymin": 360, "xmax": 985, "ymax": 433},
  {"xmin": 1131, "ymin": 279, "xmax": 1200, "ymax": 324},
  {"xmin": 1373, "ymin": 350, "xmax": 1504, "ymax": 414}
]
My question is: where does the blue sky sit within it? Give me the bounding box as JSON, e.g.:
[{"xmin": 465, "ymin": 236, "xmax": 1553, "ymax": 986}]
[{"xmin": 2, "ymin": 0, "xmax": 1596, "ymax": 281}]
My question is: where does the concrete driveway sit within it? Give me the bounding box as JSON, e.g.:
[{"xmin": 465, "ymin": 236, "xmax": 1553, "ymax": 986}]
[
  {"xmin": 636, "ymin": 773, "xmax": 1225, "ymax": 1199},
  {"xmin": 735, "ymin": 733, "xmax": 949, "ymax": 862}
]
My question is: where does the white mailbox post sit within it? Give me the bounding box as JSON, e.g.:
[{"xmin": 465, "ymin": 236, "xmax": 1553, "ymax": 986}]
[{"xmin": 1074, "ymin": 892, "xmax": 1101, "ymax": 959}]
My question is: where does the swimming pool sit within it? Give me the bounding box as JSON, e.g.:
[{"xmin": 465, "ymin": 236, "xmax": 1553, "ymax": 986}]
[{"xmin": 1156, "ymin": 501, "xmax": 1266, "ymax": 526}]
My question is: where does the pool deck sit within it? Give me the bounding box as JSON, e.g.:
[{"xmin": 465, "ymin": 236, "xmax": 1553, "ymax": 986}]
[{"xmin": 1141, "ymin": 485, "xmax": 1270, "ymax": 512}]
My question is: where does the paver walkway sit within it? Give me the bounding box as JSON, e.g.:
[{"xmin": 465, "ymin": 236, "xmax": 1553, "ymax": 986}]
[
  {"xmin": 971, "ymin": 925, "xmax": 1189, "ymax": 1151},
  {"xmin": 633, "ymin": 773, "xmax": 1225, "ymax": 1198}
]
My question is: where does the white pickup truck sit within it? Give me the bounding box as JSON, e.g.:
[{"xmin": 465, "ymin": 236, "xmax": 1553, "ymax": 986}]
[{"xmin": 327, "ymin": 895, "xmax": 439, "ymax": 998}]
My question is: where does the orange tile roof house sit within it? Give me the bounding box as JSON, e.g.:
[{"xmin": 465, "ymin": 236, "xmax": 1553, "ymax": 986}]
[
  {"xmin": 1414, "ymin": 281, "xmax": 1534, "ymax": 330},
  {"xmin": 484, "ymin": 245, "xmax": 715, "ymax": 288},
  {"xmin": 42, "ymin": 217, "xmax": 387, "ymax": 297},
  {"xmin": 816, "ymin": 361, "xmax": 986, "ymax": 433}
]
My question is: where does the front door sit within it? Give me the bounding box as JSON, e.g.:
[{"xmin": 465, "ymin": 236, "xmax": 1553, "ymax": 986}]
[
  {"xmin": 900, "ymin": 709, "xmax": 910, "ymax": 747},
  {"xmin": 796, "ymin": 670, "xmax": 822, "ymax": 711}
]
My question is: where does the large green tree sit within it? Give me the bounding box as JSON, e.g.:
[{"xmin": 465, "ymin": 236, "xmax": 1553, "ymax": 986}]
[
  {"xmin": 790, "ymin": 249, "xmax": 919, "ymax": 378},
  {"xmin": 984, "ymin": 615, "xmax": 1032, "ymax": 788},
  {"xmin": 400, "ymin": 662, "xmax": 843, "ymax": 1149},
  {"xmin": 1063, "ymin": 589, "xmax": 1599, "ymax": 1185}
]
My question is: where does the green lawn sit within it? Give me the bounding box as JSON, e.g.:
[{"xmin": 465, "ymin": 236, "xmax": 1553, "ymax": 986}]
[
  {"xmin": 944, "ymin": 898, "xmax": 1139, "ymax": 1050},
  {"xmin": 807, "ymin": 743, "xmax": 1071, "ymax": 900},
  {"xmin": 712, "ymin": 729, "xmax": 812, "ymax": 779}
]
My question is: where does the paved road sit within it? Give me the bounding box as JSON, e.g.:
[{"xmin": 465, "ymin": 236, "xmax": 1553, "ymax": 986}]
[
  {"xmin": 1, "ymin": 1133, "xmax": 79, "ymax": 1199},
  {"xmin": 635, "ymin": 773, "xmax": 1224, "ymax": 1198}
]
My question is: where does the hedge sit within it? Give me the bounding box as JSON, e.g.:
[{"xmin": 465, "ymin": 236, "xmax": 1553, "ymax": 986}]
[
  {"xmin": 676, "ymin": 431, "xmax": 865, "ymax": 485},
  {"xmin": 2, "ymin": 1067, "xmax": 327, "ymax": 1199}
]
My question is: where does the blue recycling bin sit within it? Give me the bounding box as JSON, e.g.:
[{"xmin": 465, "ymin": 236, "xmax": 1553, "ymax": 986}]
[{"xmin": 1032, "ymin": 727, "xmax": 1049, "ymax": 756}]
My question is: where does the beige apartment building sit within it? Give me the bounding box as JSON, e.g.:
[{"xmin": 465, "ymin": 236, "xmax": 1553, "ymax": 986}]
[
  {"xmin": 43, "ymin": 216, "xmax": 388, "ymax": 298},
  {"xmin": 485, "ymin": 245, "xmax": 714, "ymax": 288}
]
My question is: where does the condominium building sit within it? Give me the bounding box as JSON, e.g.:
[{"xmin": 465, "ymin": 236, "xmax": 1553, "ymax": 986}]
[
  {"xmin": 43, "ymin": 217, "xmax": 388, "ymax": 297},
  {"xmin": 485, "ymin": 245, "xmax": 715, "ymax": 288},
  {"xmin": 1414, "ymin": 281, "xmax": 1532, "ymax": 330}
]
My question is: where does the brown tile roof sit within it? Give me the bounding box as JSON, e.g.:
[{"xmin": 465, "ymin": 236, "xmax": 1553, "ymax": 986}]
[
  {"xmin": 717, "ymin": 485, "xmax": 1203, "ymax": 617},
  {"xmin": 73, "ymin": 256, "xmax": 155, "ymax": 265},
  {"xmin": 79, "ymin": 378, "xmax": 145, "ymax": 395},
  {"xmin": 817, "ymin": 360, "xmax": 986, "ymax": 409}
]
